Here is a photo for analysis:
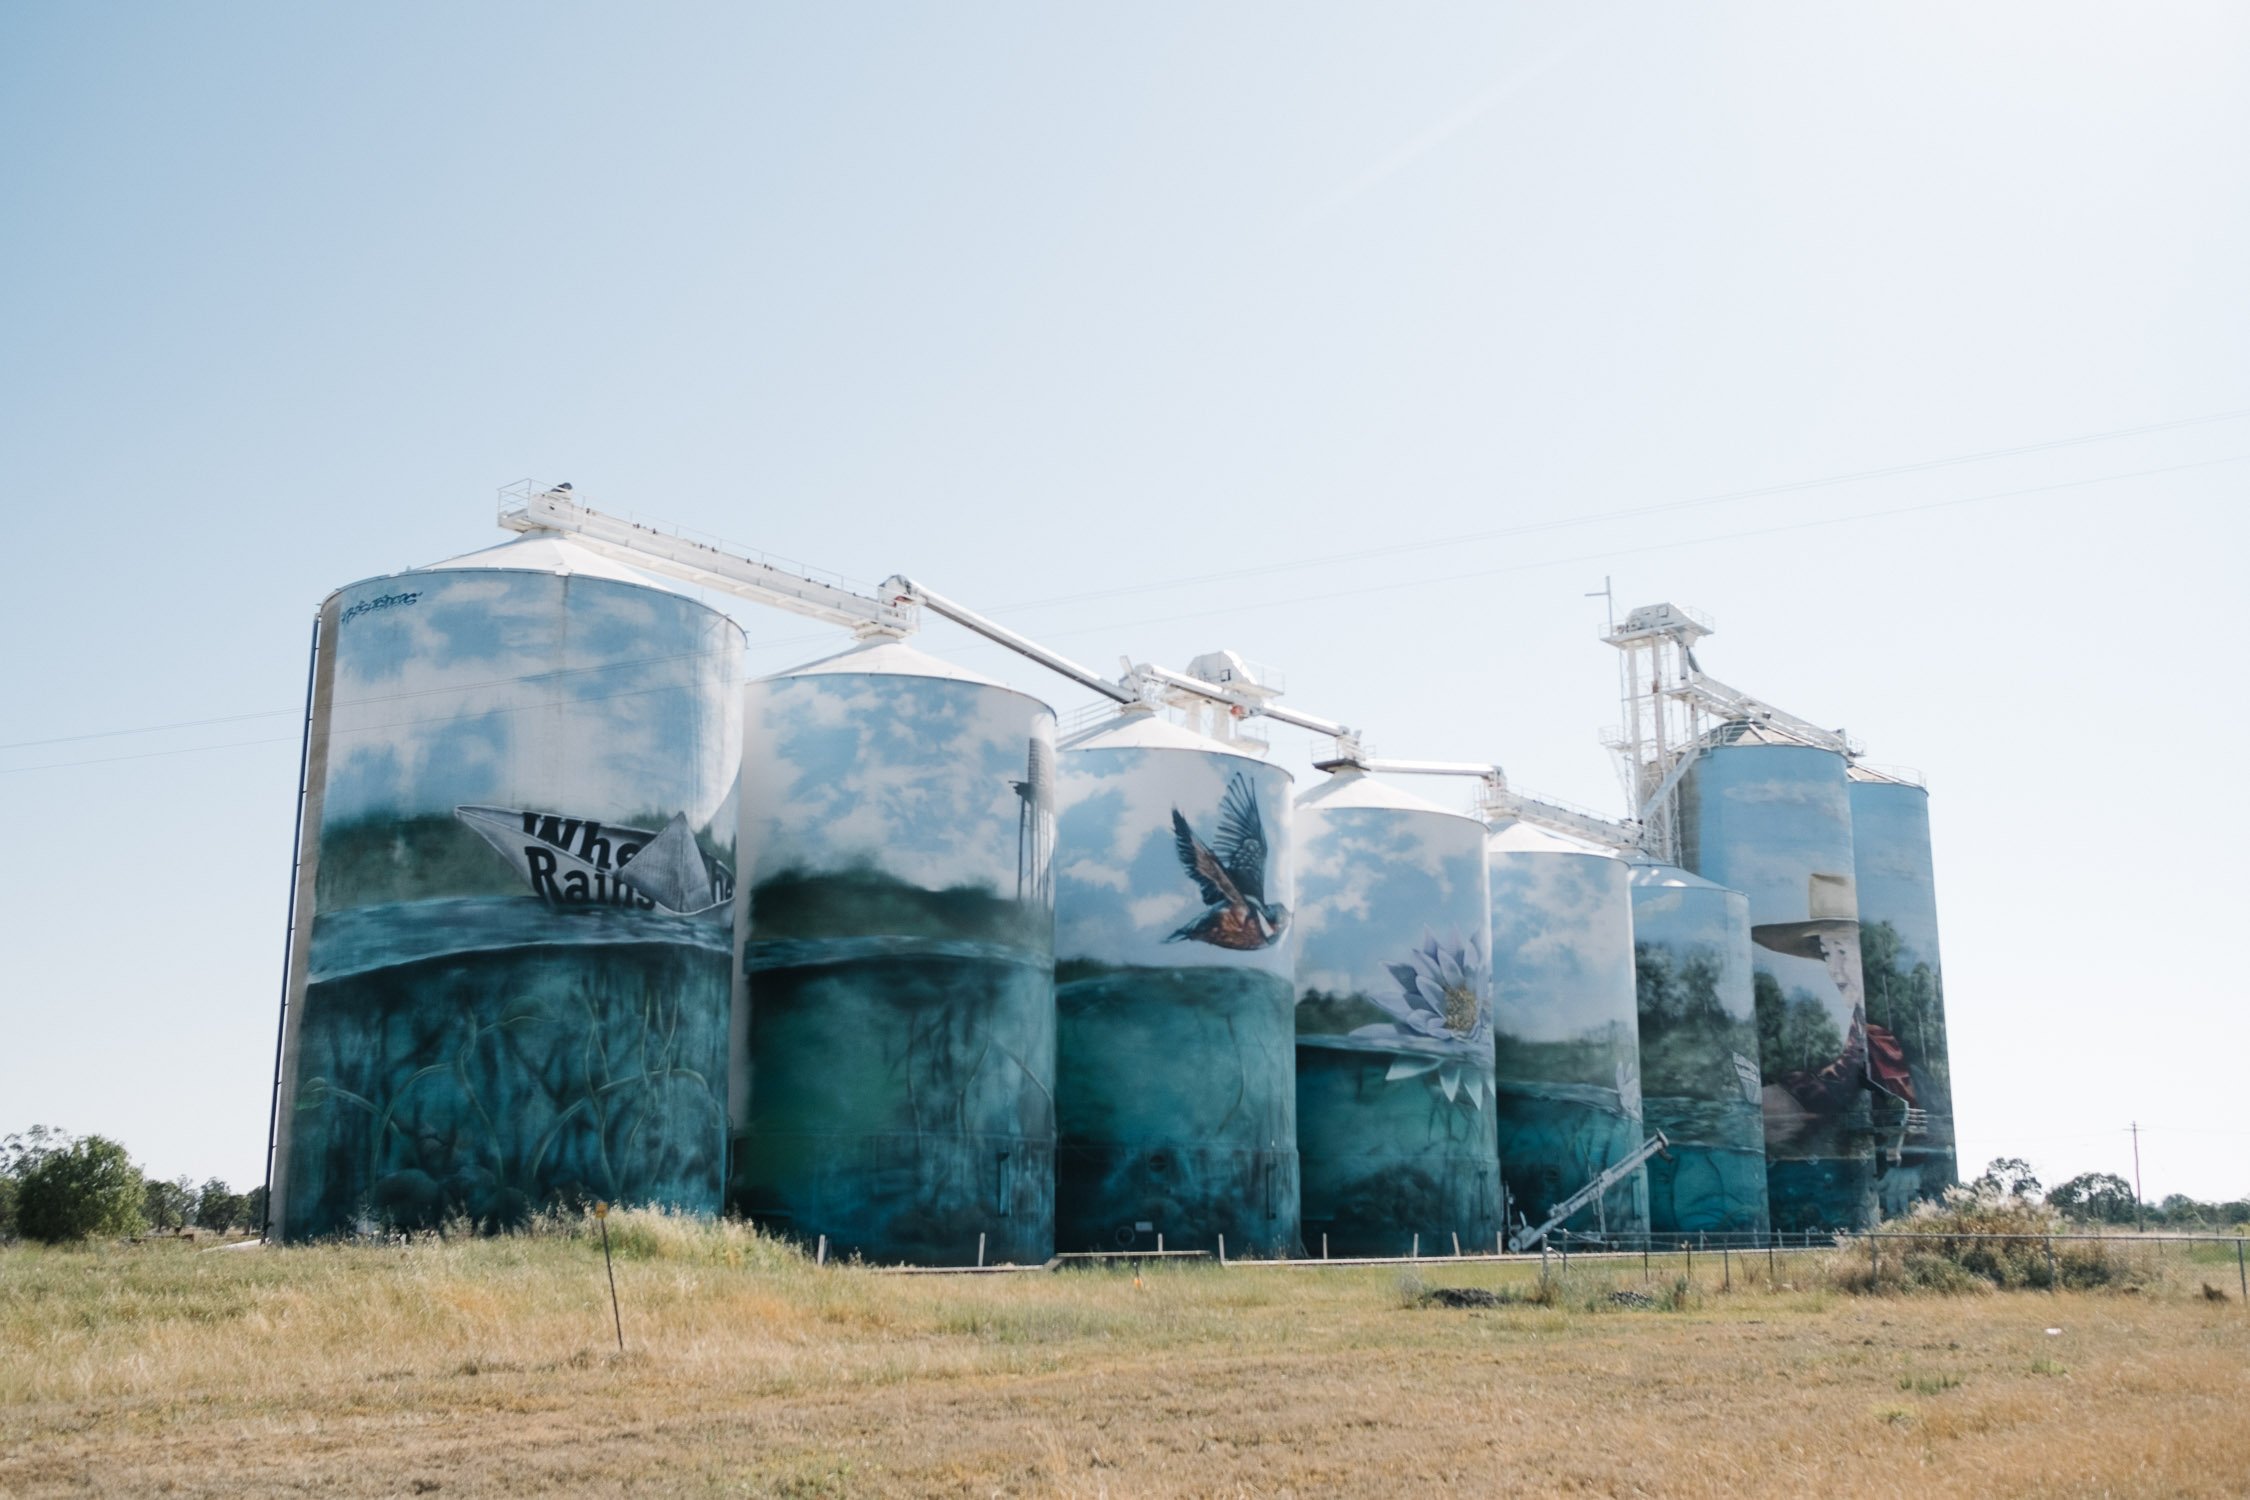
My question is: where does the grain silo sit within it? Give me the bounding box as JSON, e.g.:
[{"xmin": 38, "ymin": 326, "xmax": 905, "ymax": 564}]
[
  {"xmin": 1487, "ymin": 820, "xmax": 1648, "ymax": 1242},
  {"xmin": 1051, "ymin": 710, "xmax": 1298, "ymax": 1256},
  {"xmin": 269, "ymin": 533, "xmax": 744, "ymax": 1241},
  {"xmin": 1628, "ymin": 861, "xmax": 1770, "ymax": 1237},
  {"xmin": 1294, "ymin": 771, "xmax": 1498, "ymax": 1256},
  {"xmin": 1847, "ymin": 769, "xmax": 1958, "ymax": 1215},
  {"xmin": 733, "ymin": 639, "xmax": 1057, "ymax": 1266},
  {"xmin": 1679, "ymin": 731, "xmax": 1879, "ymax": 1232}
]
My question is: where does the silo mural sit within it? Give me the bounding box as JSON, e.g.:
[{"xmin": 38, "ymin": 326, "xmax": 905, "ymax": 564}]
[
  {"xmin": 271, "ymin": 536, "xmax": 743, "ymax": 1241},
  {"xmin": 1051, "ymin": 713, "xmax": 1297, "ymax": 1256},
  {"xmin": 1295, "ymin": 772, "xmax": 1498, "ymax": 1256},
  {"xmin": 1680, "ymin": 738, "xmax": 1880, "ymax": 1231},
  {"xmin": 734, "ymin": 640, "xmax": 1057, "ymax": 1266},
  {"xmin": 1629, "ymin": 862, "xmax": 1771, "ymax": 1237},
  {"xmin": 1487, "ymin": 821, "xmax": 1647, "ymax": 1241},
  {"xmin": 1849, "ymin": 773, "xmax": 1958, "ymax": 1216}
]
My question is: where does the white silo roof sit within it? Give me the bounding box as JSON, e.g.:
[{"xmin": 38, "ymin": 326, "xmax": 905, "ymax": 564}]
[
  {"xmin": 1059, "ymin": 710, "xmax": 1280, "ymax": 769},
  {"xmin": 1295, "ymin": 767, "xmax": 1476, "ymax": 822},
  {"xmin": 1627, "ymin": 860, "xmax": 1734, "ymax": 893},
  {"xmin": 1486, "ymin": 817, "xmax": 1618, "ymax": 860},
  {"xmin": 418, "ymin": 532, "xmax": 668, "ymax": 587}
]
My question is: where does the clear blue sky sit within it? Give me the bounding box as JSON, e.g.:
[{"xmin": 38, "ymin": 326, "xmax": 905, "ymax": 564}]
[{"xmin": 4, "ymin": 2, "xmax": 2245, "ymax": 1202}]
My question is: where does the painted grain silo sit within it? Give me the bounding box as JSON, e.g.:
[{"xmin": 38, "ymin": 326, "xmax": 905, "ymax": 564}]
[
  {"xmin": 1679, "ymin": 731, "xmax": 1880, "ymax": 1232},
  {"xmin": 269, "ymin": 534, "xmax": 744, "ymax": 1241},
  {"xmin": 1848, "ymin": 770, "xmax": 1958, "ymax": 1215},
  {"xmin": 1629, "ymin": 862, "xmax": 1771, "ymax": 1237},
  {"xmin": 733, "ymin": 639, "xmax": 1057, "ymax": 1266},
  {"xmin": 1294, "ymin": 771, "xmax": 1497, "ymax": 1256},
  {"xmin": 1487, "ymin": 820, "xmax": 1647, "ymax": 1242},
  {"xmin": 1051, "ymin": 711, "xmax": 1298, "ymax": 1256}
]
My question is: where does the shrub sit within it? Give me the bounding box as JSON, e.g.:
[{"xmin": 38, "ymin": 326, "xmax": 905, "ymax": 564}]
[
  {"xmin": 15, "ymin": 1135, "xmax": 146, "ymax": 1243},
  {"xmin": 1830, "ymin": 1186, "xmax": 2142, "ymax": 1294}
]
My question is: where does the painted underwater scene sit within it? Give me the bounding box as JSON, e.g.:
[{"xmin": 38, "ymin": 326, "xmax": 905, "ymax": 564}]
[
  {"xmin": 1294, "ymin": 783, "xmax": 1498, "ymax": 1256},
  {"xmin": 1488, "ymin": 836, "xmax": 1647, "ymax": 1239},
  {"xmin": 736, "ymin": 644, "xmax": 1061, "ymax": 1268},
  {"xmin": 1051, "ymin": 732, "xmax": 1300, "ymax": 1256},
  {"xmin": 1295, "ymin": 1039, "xmax": 1499, "ymax": 1255},
  {"xmin": 1054, "ymin": 962, "xmax": 1297, "ymax": 1254},
  {"xmin": 737, "ymin": 869, "xmax": 1055, "ymax": 1266},
  {"xmin": 286, "ymin": 899, "xmax": 731, "ymax": 1238},
  {"xmin": 275, "ymin": 565, "xmax": 744, "ymax": 1241}
]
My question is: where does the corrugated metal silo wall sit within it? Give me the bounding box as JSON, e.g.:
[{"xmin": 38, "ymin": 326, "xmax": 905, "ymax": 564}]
[
  {"xmin": 1848, "ymin": 779, "xmax": 1959, "ymax": 1214},
  {"xmin": 1052, "ymin": 734, "xmax": 1299, "ymax": 1255},
  {"xmin": 1294, "ymin": 784, "xmax": 1499, "ymax": 1255},
  {"xmin": 1630, "ymin": 867, "xmax": 1772, "ymax": 1236},
  {"xmin": 1488, "ymin": 844, "xmax": 1649, "ymax": 1239},
  {"xmin": 1680, "ymin": 743, "xmax": 1879, "ymax": 1232},
  {"xmin": 271, "ymin": 569, "xmax": 744, "ymax": 1240},
  {"xmin": 733, "ymin": 656, "xmax": 1057, "ymax": 1266}
]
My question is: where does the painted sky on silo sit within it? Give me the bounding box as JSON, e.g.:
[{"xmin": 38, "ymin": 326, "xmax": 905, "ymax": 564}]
[
  {"xmin": 322, "ymin": 570, "xmax": 740, "ymax": 833},
  {"xmin": 1054, "ymin": 743, "xmax": 1294, "ymax": 973},
  {"xmin": 741, "ymin": 665, "xmax": 1054, "ymax": 895}
]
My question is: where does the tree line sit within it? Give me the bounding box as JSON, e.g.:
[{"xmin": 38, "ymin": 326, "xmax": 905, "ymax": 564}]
[
  {"xmin": 0, "ymin": 1126, "xmax": 265, "ymax": 1245},
  {"xmin": 1966, "ymin": 1156, "xmax": 2248, "ymax": 1230}
]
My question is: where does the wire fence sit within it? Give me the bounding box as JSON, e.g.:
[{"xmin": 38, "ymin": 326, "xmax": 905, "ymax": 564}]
[{"xmin": 870, "ymin": 1229, "xmax": 2250, "ymax": 1303}]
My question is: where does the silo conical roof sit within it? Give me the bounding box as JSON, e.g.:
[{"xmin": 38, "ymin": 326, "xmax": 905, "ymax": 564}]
[
  {"xmin": 1486, "ymin": 816, "xmax": 1619, "ymax": 860},
  {"xmin": 764, "ymin": 636, "xmax": 1026, "ymax": 690},
  {"xmin": 1627, "ymin": 860, "xmax": 1735, "ymax": 893},
  {"xmin": 1296, "ymin": 767, "xmax": 1476, "ymax": 821},
  {"xmin": 1059, "ymin": 709, "xmax": 1279, "ymax": 767},
  {"xmin": 417, "ymin": 531, "xmax": 671, "ymax": 587}
]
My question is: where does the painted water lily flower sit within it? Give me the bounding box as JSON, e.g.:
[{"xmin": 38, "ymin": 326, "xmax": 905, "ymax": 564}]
[{"xmin": 1350, "ymin": 929, "xmax": 1491, "ymax": 1108}]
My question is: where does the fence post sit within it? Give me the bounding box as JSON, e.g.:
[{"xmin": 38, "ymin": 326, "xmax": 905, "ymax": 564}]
[
  {"xmin": 978, "ymin": 1232, "xmax": 987, "ymax": 1269},
  {"xmin": 1452, "ymin": 1232, "xmax": 1462, "ymax": 1258},
  {"xmin": 1767, "ymin": 1237, "xmax": 1776, "ymax": 1286},
  {"xmin": 1643, "ymin": 1242, "xmax": 1650, "ymax": 1282},
  {"xmin": 1723, "ymin": 1242, "xmax": 1731, "ymax": 1291},
  {"xmin": 2045, "ymin": 1235, "xmax": 2057, "ymax": 1292},
  {"xmin": 1217, "ymin": 1233, "xmax": 1226, "ymax": 1266},
  {"xmin": 2237, "ymin": 1238, "xmax": 2245, "ymax": 1303},
  {"xmin": 1412, "ymin": 1233, "xmax": 1420, "ymax": 1260},
  {"xmin": 1869, "ymin": 1233, "xmax": 1878, "ymax": 1288}
]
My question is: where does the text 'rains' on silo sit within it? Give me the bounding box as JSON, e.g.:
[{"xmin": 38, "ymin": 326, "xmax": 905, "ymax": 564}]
[
  {"xmin": 271, "ymin": 534, "xmax": 745, "ymax": 1240},
  {"xmin": 734, "ymin": 639, "xmax": 1058, "ymax": 1267},
  {"xmin": 1052, "ymin": 710, "xmax": 1299, "ymax": 1256}
]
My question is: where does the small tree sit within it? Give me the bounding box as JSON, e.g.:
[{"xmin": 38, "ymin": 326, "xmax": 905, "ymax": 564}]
[
  {"xmin": 1971, "ymin": 1157, "xmax": 2042, "ymax": 1201},
  {"xmin": 143, "ymin": 1175, "xmax": 195, "ymax": 1233},
  {"xmin": 2046, "ymin": 1171, "xmax": 2135, "ymax": 1224},
  {"xmin": 16, "ymin": 1135, "xmax": 146, "ymax": 1243},
  {"xmin": 243, "ymin": 1184, "xmax": 270, "ymax": 1238},
  {"xmin": 194, "ymin": 1179, "xmax": 246, "ymax": 1233}
]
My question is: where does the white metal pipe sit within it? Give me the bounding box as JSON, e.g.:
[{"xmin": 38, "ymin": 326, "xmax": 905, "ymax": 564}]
[{"xmin": 885, "ymin": 576, "xmax": 1139, "ymax": 704}]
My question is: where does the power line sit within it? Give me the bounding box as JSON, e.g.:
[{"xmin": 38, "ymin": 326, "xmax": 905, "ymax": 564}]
[
  {"xmin": 926, "ymin": 450, "xmax": 2250, "ymax": 659},
  {"xmin": 9, "ymin": 427, "xmax": 2246, "ymax": 760}
]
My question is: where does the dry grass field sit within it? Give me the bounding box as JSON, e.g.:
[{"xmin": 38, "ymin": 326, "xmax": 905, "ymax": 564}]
[{"xmin": 3, "ymin": 1216, "xmax": 2245, "ymax": 1498}]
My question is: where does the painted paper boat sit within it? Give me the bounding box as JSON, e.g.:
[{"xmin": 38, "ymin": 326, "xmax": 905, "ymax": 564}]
[{"xmin": 455, "ymin": 805, "xmax": 734, "ymax": 917}]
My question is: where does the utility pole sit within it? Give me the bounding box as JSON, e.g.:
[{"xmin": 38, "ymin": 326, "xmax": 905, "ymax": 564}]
[{"xmin": 2130, "ymin": 1121, "xmax": 2144, "ymax": 1234}]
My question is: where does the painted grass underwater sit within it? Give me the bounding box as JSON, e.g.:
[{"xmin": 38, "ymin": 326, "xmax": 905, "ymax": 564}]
[{"xmin": 3, "ymin": 1213, "xmax": 2245, "ymax": 1498}]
